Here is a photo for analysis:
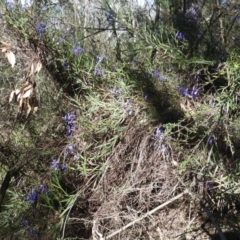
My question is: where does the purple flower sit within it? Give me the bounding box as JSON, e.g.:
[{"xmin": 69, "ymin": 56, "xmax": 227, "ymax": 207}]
[
  {"xmin": 194, "ymin": 70, "xmax": 201, "ymax": 81},
  {"xmin": 36, "ymin": 23, "xmax": 46, "ymax": 38},
  {"xmin": 179, "ymin": 86, "xmax": 199, "ymax": 99},
  {"xmin": 63, "ymin": 111, "xmax": 76, "ymax": 123},
  {"xmin": 73, "ymin": 46, "xmax": 84, "ymax": 55},
  {"xmin": 36, "ymin": 23, "xmax": 46, "ymax": 32},
  {"xmin": 144, "ymin": 94, "xmax": 149, "ymax": 100},
  {"xmin": 51, "ymin": 159, "xmax": 67, "ymax": 171},
  {"xmin": 156, "ymin": 127, "xmax": 164, "ymax": 137},
  {"xmin": 110, "ymin": 87, "xmax": 122, "ymax": 99},
  {"xmin": 190, "ymin": 86, "xmax": 200, "ymax": 99},
  {"xmin": 94, "ymin": 68, "xmax": 105, "ymax": 76},
  {"xmin": 105, "ymin": 12, "xmax": 114, "ymax": 22},
  {"xmin": 40, "ymin": 184, "xmax": 49, "ymax": 195},
  {"xmin": 67, "ymin": 144, "xmax": 75, "ymax": 151},
  {"xmin": 207, "ymin": 134, "xmax": 214, "ymax": 145},
  {"xmin": 51, "ymin": 159, "xmax": 59, "ymax": 170},
  {"xmin": 64, "ymin": 144, "xmax": 75, "ymax": 157},
  {"xmin": 205, "ymin": 182, "xmax": 211, "ymax": 190},
  {"xmin": 63, "ymin": 111, "xmax": 76, "ymax": 136},
  {"xmin": 122, "ymin": 100, "xmax": 134, "ymax": 115},
  {"xmin": 176, "ymin": 31, "xmax": 186, "ymax": 41},
  {"xmin": 27, "ymin": 229, "xmax": 39, "ymax": 238},
  {"xmin": 178, "ymin": 87, "xmax": 189, "ymax": 97},
  {"xmin": 63, "ymin": 62, "xmax": 70, "ymax": 69},
  {"xmin": 23, "ymin": 220, "xmax": 29, "ymax": 227},
  {"xmin": 186, "ymin": 5, "xmax": 200, "ymax": 20},
  {"xmin": 26, "ymin": 189, "xmax": 39, "ymax": 205},
  {"xmin": 154, "ymin": 69, "xmax": 161, "ymax": 79},
  {"xmin": 96, "ymin": 55, "xmax": 107, "ymax": 65},
  {"xmin": 66, "ymin": 125, "xmax": 73, "ymax": 136},
  {"xmin": 61, "ymin": 164, "xmax": 67, "ymax": 171}
]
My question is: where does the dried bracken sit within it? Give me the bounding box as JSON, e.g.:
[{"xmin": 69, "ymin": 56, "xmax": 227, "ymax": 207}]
[
  {"xmin": 0, "ymin": 41, "xmax": 16, "ymax": 67},
  {"xmin": 8, "ymin": 53, "xmax": 42, "ymax": 117}
]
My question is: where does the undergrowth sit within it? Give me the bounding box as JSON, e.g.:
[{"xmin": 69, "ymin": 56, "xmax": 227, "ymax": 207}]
[{"xmin": 1, "ymin": 0, "xmax": 240, "ymax": 239}]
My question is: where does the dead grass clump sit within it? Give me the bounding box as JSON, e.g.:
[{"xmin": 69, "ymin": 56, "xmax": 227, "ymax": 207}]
[{"xmin": 89, "ymin": 123, "xmax": 182, "ymax": 238}]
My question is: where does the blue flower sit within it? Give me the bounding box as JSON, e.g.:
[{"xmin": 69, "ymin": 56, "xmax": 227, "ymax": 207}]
[
  {"xmin": 63, "ymin": 62, "xmax": 70, "ymax": 69},
  {"xmin": 40, "ymin": 184, "xmax": 49, "ymax": 195},
  {"xmin": 61, "ymin": 164, "xmax": 67, "ymax": 171},
  {"xmin": 156, "ymin": 127, "xmax": 164, "ymax": 137},
  {"xmin": 67, "ymin": 144, "xmax": 75, "ymax": 151},
  {"xmin": 73, "ymin": 46, "xmax": 84, "ymax": 55},
  {"xmin": 186, "ymin": 5, "xmax": 200, "ymax": 21},
  {"xmin": 51, "ymin": 159, "xmax": 67, "ymax": 171},
  {"xmin": 51, "ymin": 159, "xmax": 59, "ymax": 170},
  {"xmin": 207, "ymin": 134, "xmax": 214, "ymax": 145},
  {"xmin": 194, "ymin": 70, "xmax": 201, "ymax": 81},
  {"xmin": 178, "ymin": 86, "xmax": 199, "ymax": 99},
  {"xmin": 36, "ymin": 23, "xmax": 46, "ymax": 39},
  {"xmin": 178, "ymin": 87, "xmax": 189, "ymax": 97},
  {"xmin": 105, "ymin": 12, "xmax": 115, "ymax": 22},
  {"xmin": 27, "ymin": 228, "xmax": 39, "ymax": 238},
  {"xmin": 190, "ymin": 86, "xmax": 200, "ymax": 99},
  {"xmin": 26, "ymin": 189, "xmax": 39, "ymax": 205},
  {"xmin": 23, "ymin": 220, "xmax": 29, "ymax": 227},
  {"xmin": 94, "ymin": 68, "xmax": 105, "ymax": 76},
  {"xmin": 176, "ymin": 31, "xmax": 186, "ymax": 40},
  {"xmin": 154, "ymin": 69, "xmax": 161, "ymax": 79},
  {"xmin": 63, "ymin": 111, "xmax": 76, "ymax": 136},
  {"xmin": 96, "ymin": 55, "xmax": 107, "ymax": 65},
  {"xmin": 205, "ymin": 182, "xmax": 211, "ymax": 190}
]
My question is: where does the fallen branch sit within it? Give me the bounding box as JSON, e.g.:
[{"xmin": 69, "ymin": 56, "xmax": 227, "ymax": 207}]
[{"xmin": 105, "ymin": 189, "xmax": 188, "ymax": 239}]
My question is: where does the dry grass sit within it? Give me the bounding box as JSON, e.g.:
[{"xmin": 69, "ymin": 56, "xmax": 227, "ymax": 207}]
[{"xmin": 87, "ymin": 121, "xmax": 183, "ymax": 239}]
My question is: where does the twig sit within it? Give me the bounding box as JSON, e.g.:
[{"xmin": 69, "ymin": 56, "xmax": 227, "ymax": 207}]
[
  {"xmin": 105, "ymin": 189, "xmax": 188, "ymax": 239},
  {"xmin": 157, "ymin": 227, "xmax": 164, "ymax": 240}
]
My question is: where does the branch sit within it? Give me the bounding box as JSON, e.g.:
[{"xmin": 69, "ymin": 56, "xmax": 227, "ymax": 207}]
[{"xmin": 0, "ymin": 155, "xmax": 35, "ymax": 209}]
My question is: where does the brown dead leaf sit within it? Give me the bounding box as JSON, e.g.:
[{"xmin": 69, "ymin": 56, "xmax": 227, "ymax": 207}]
[
  {"xmin": 30, "ymin": 63, "xmax": 34, "ymax": 76},
  {"xmin": 35, "ymin": 61, "xmax": 42, "ymax": 73},
  {"xmin": 5, "ymin": 51, "xmax": 16, "ymax": 67},
  {"xmin": 18, "ymin": 98, "xmax": 23, "ymax": 111},
  {"xmin": 0, "ymin": 41, "xmax": 11, "ymax": 52},
  {"xmin": 21, "ymin": 88, "xmax": 33, "ymax": 99},
  {"xmin": 25, "ymin": 99, "xmax": 31, "ymax": 117},
  {"xmin": 9, "ymin": 90, "xmax": 15, "ymax": 103},
  {"xmin": 33, "ymin": 106, "xmax": 38, "ymax": 114}
]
